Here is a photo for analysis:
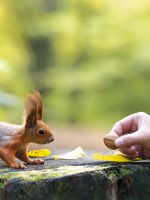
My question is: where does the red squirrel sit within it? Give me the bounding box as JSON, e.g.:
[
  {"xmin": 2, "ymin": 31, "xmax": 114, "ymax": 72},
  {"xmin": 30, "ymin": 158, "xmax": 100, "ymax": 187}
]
[{"xmin": 0, "ymin": 91, "xmax": 54, "ymax": 169}]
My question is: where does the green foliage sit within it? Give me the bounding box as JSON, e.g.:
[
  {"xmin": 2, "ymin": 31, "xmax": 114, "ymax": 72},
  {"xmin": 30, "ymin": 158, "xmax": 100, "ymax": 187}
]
[{"xmin": 0, "ymin": 0, "xmax": 150, "ymax": 128}]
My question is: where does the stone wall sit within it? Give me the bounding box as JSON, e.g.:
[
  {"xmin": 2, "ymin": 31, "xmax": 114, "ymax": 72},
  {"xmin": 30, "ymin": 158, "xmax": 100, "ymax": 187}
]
[{"xmin": 0, "ymin": 158, "xmax": 150, "ymax": 200}]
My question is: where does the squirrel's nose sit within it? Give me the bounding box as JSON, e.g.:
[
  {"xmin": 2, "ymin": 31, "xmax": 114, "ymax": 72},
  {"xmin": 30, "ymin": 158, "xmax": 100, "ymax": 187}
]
[{"xmin": 50, "ymin": 136, "xmax": 54, "ymax": 142}]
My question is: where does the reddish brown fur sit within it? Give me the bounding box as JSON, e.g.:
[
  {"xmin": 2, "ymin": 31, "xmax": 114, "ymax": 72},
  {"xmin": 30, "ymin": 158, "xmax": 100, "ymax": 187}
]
[{"xmin": 0, "ymin": 91, "xmax": 54, "ymax": 169}]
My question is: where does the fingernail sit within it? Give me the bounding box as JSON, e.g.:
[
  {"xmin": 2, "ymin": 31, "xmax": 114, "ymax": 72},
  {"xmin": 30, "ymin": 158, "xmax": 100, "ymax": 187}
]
[{"xmin": 115, "ymin": 138, "xmax": 123, "ymax": 147}]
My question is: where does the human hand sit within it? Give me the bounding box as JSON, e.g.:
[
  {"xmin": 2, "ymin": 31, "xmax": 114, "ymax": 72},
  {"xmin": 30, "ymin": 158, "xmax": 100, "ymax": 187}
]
[{"xmin": 105, "ymin": 112, "xmax": 150, "ymax": 159}]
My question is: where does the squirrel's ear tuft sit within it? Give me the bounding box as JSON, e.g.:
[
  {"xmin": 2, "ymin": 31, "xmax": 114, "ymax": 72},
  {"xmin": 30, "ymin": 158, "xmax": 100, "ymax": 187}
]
[
  {"xmin": 24, "ymin": 94, "xmax": 37, "ymax": 129},
  {"xmin": 33, "ymin": 91, "xmax": 43, "ymax": 120}
]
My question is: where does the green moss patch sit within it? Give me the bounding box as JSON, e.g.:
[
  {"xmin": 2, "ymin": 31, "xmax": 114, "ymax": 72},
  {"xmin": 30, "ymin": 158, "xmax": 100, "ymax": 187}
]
[{"xmin": 0, "ymin": 165, "xmax": 107, "ymax": 182}]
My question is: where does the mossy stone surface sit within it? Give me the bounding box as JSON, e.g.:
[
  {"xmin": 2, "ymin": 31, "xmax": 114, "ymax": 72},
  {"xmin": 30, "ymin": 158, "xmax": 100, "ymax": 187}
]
[
  {"xmin": 1, "ymin": 156, "xmax": 150, "ymax": 200},
  {"xmin": 0, "ymin": 158, "xmax": 109, "ymax": 200}
]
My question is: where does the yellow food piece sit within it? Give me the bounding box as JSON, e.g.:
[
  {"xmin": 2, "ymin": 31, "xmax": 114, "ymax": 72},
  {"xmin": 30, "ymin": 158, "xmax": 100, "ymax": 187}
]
[
  {"xmin": 92, "ymin": 153, "xmax": 141, "ymax": 162},
  {"xmin": 28, "ymin": 149, "xmax": 51, "ymax": 157},
  {"xmin": 53, "ymin": 156, "xmax": 59, "ymax": 160}
]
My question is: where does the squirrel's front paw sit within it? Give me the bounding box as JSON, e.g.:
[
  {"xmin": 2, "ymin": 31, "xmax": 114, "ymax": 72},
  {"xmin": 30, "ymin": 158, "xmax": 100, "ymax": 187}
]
[
  {"xmin": 27, "ymin": 159, "xmax": 44, "ymax": 165},
  {"xmin": 10, "ymin": 162, "xmax": 26, "ymax": 169}
]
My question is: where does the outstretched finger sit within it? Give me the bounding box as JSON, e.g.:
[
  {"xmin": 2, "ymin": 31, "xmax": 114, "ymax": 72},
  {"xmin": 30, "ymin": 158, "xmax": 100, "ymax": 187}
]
[{"xmin": 114, "ymin": 130, "xmax": 143, "ymax": 148}]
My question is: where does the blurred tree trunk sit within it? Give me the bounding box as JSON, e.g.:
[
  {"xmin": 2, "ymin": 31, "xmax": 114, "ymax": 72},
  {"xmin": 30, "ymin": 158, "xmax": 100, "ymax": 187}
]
[{"xmin": 27, "ymin": 36, "xmax": 54, "ymax": 94}]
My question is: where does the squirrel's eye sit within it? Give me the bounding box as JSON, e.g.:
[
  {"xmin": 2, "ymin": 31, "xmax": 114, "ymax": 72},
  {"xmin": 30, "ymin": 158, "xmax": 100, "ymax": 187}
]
[{"xmin": 38, "ymin": 128, "xmax": 45, "ymax": 135}]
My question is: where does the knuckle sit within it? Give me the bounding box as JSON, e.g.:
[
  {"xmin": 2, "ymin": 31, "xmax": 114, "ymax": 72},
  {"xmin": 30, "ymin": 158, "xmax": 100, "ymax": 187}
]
[{"xmin": 137, "ymin": 112, "xmax": 147, "ymax": 117}]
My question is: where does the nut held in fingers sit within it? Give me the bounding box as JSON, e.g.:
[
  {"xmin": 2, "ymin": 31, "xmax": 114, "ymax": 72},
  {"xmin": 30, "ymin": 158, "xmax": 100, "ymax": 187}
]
[{"xmin": 103, "ymin": 134, "xmax": 118, "ymax": 150}]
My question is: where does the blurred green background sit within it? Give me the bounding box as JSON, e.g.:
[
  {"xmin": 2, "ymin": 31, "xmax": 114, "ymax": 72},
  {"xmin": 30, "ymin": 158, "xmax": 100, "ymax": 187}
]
[{"xmin": 0, "ymin": 0, "xmax": 150, "ymax": 131}]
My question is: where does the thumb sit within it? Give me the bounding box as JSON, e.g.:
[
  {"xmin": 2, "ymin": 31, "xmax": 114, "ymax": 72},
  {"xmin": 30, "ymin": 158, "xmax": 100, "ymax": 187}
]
[{"xmin": 114, "ymin": 130, "xmax": 143, "ymax": 148}]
